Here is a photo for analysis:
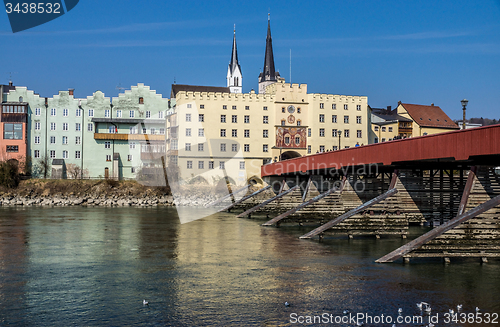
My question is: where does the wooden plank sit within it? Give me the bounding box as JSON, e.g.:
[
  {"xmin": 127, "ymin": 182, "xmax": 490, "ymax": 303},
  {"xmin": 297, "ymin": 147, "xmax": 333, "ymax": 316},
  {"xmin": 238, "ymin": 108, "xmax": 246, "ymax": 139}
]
[
  {"xmin": 302, "ymin": 176, "xmax": 312, "ymax": 202},
  {"xmin": 375, "ymin": 193, "xmax": 500, "ymax": 263},
  {"xmin": 457, "ymin": 166, "xmax": 477, "ymax": 215},
  {"xmin": 300, "ymin": 188, "xmax": 399, "ymax": 239},
  {"xmin": 204, "ymin": 184, "xmax": 250, "ymax": 207},
  {"xmin": 300, "ymin": 172, "xmax": 399, "ymax": 239},
  {"xmin": 217, "ymin": 185, "xmax": 272, "ymax": 212},
  {"xmin": 263, "ymin": 177, "xmax": 346, "ymax": 226},
  {"xmin": 236, "ymin": 185, "xmax": 300, "ymax": 218}
]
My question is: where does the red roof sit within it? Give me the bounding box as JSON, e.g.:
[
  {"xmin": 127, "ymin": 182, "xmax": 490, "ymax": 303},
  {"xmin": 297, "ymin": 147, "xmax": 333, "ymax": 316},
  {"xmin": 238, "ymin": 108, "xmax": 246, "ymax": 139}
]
[{"xmin": 401, "ymin": 103, "xmax": 459, "ymax": 129}]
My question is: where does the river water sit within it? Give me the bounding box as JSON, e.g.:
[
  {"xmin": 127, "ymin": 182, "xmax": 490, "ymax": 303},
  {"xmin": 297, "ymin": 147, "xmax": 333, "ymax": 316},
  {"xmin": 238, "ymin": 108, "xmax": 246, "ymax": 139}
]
[{"xmin": 0, "ymin": 206, "xmax": 498, "ymax": 326}]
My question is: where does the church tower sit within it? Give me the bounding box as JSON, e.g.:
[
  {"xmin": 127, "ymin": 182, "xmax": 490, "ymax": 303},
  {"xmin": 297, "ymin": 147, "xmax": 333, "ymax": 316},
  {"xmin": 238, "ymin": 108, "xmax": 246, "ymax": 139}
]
[
  {"xmin": 258, "ymin": 14, "xmax": 280, "ymax": 94},
  {"xmin": 227, "ymin": 26, "xmax": 242, "ymax": 93}
]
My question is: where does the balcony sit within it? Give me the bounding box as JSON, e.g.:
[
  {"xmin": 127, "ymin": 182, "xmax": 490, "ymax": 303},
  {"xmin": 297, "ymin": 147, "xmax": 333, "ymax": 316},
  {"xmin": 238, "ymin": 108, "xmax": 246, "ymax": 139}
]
[
  {"xmin": 94, "ymin": 133, "xmax": 165, "ymax": 141},
  {"xmin": 398, "ymin": 127, "xmax": 413, "ymax": 134}
]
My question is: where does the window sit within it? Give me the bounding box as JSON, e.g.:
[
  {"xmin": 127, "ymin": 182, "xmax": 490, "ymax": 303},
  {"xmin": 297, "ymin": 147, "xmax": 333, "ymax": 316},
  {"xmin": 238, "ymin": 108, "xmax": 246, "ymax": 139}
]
[
  {"xmin": 200, "ymin": 105, "xmax": 205, "ymax": 109},
  {"xmin": 34, "ymin": 150, "xmax": 40, "ymax": 158},
  {"xmin": 158, "ymin": 111, "xmax": 164, "ymax": 119},
  {"xmin": 332, "ymin": 115, "xmax": 337, "ymax": 123},
  {"xmin": 344, "ymin": 104, "xmax": 348, "ymax": 110},
  {"xmin": 388, "ymin": 127, "xmax": 393, "ymax": 132},
  {"xmin": 297, "ymin": 107, "xmax": 301, "ymax": 113},
  {"xmin": 62, "ymin": 123, "xmax": 68, "ymax": 131},
  {"xmin": 187, "ymin": 104, "xmax": 192, "ymax": 109},
  {"xmin": 62, "ymin": 151, "xmax": 68, "ymax": 159},
  {"xmin": 232, "ymin": 144, "xmax": 238, "ymax": 152},
  {"xmin": 131, "ymin": 167, "xmax": 136, "ymax": 173},
  {"xmin": 220, "ymin": 143, "xmax": 226, "ymax": 152},
  {"xmin": 149, "ymin": 128, "xmax": 155, "ymax": 135},
  {"xmin": 88, "ymin": 123, "xmax": 93, "ymax": 132},
  {"xmin": 382, "ymin": 127, "xmax": 386, "ymax": 132},
  {"xmin": 76, "ymin": 109, "xmax": 81, "ymax": 117},
  {"xmin": 356, "ymin": 116, "xmax": 362, "ymax": 124},
  {"xmin": 130, "ymin": 142, "xmax": 136, "ymax": 149},
  {"xmin": 232, "ymin": 105, "xmax": 237, "ymax": 110},
  {"xmin": 146, "ymin": 111, "xmax": 151, "ymax": 118},
  {"xmin": 75, "ymin": 151, "xmax": 81, "ymax": 159},
  {"xmin": 198, "ymin": 128, "xmax": 204, "ymax": 137},
  {"xmin": 285, "ymin": 136, "xmax": 290, "ymax": 144},
  {"xmin": 219, "ymin": 161, "xmax": 225, "ymax": 169},
  {"xmin": 50, "ymin": 136, "xmax": 56, "ymax": 144},
  {"xmin": 240, "ymin": 161, "xmax": 245, "ymax": 169},
  {"xmin": 308, "ymin": 128, "xmax": 311, "ymax": 137},
  {"xmin": 160, "ymin": 128, "xmax": 165, "ymax": 135},
  {"xmin": 263, "ymin": 144, "xmax": 268, "ymax": 152},
  {"xmin": 319, "ymin": 145, "xmax": 325, "ymax": 152},
  {"xmin": 320, "ymin": 103, "xmax": 324, "ymax": 109},
  {"xmin": 105, "ymin": 141, "xmax": 111, "ymax": 149},
  {"xmin": 332, "ymin": 129, "xmax": 338, "ymax": 137},
  {"xmin": 171, "ymin": 139, "xmax": 178, "ymax": 150},
  {"xmin": 116, "ymin": 110, "xmax": 122, "ymax": 118},
  {"xmin": 220, "ymin": 129, "xmax": 226, "ymax": 137},
  {"xmin": 88, "ymin": 109, "xmax": 94, "ymax": 117},
  {"xmin": 139, "ymin": 97, "xmax": 144, "ymax": 104},
  {"xmin": 344, "ymin": 129, "xmax": 350, "ymax": 138},
  {"xmin": 130, "ymin": 126, "xmax": 137, "ymax": 134},
  {"xmin": 244, "ymin": 130, "xmax": 250, "ymax": 138},
  {"xmin": 51, "ymin": 108, "xmax": 56, "ymax": 116},
  {"xmin": 105, "ymin": 109, "xmax": 110, "ymax": 118},
  {"xmin": 50, "ymin": 122, "xmax": 56, "ymax": 131},
  {"xmin": 221, "ymin": 115, "xmax": 226, "ymax": 123},
  {"xmin": 127, "ymin": 155, "xmax": 133, "ymax": 161},
  {"xmin": 142, "ymin": 128, "xmax": 147, "ymax": 134},
  {"xmin": 319, "ymin": 114, "xmax": 325, "ymax": 123},
  {"xmin": 75, "ymin": 136, "xmax": 81, "ymax": 145},
  {"xmin": 198, "ymin": 143, "xmax": 204, "ymax": 151},
  {"xmin": 295, "ymin": 136, "xmax": 300, "ymax": 145},
  {"xmin": 332, "ymin": 104, "xmax": 336, "ymax": 110},
  {"xmin": 333, "ymin": 146, "xmax": 338, "ymax": 151},
  {"xmin": 184, "ymin": 113, "xmax": 191, "ymax": 122},
  {"xmin": 186, "ymin": 128, "xmax": 191, "ymax": 137},
  {"xmin": 62, "ymin": 136, "xmax": 68, "ymax": 145},
  {"xmin": 263, "ymin": 130, "xmax": 268, "ymax": 138},
  {"xmin": 223, "ymin": 105, "xmax": 227, "ymax": 110},
  {"xmin": 198, "ymin": 161, "xmax": 204, "ymax": 169},
  {"xmin": 245, "ymin": 106, "xmax": 249, "ymax": 110},
  {"xmin": 34, "ymin": 136, "xmax": 40, "ymax": 144},
  {"xmin": 35, "ymin": 122, "xmax": 40, "ymax": 130},
  {"xmin": 199, "ymin": 114, "xmax": 204, "ymax": 122},
  {"xmin": 374, "ymin": 126, "xmax": 379, "ymax": 131},
  {"xmin": 187, "ymin": 161, "xmax": 193, "ymax": 169},
  {"xmin": 63, "ymin": 108, "xmax": 68, "ymax": 117},
  {"xmin": 357, "ymin": 104, "xmax": 361, "ymax": 111},
  {"xmin": 209, "ymin": 161, "xmax": 214, "ymax": 169},
  {"xmin": 263, "ymin": 106, "xmax": 268, "ymax": 111},
  {"xmin": 35, "ymin": 108, "xmax": 41, "ymax": 116},
  {"xmin": 263, "ymin": 116, "xmax": 269, "ymax": 124},
  {"xmin": 185, "ymin": 143, "xmax": 191, "ymax": 151},
  {"xmin": 282, "ymin": 107, "xmax": 286, "ymax": 113},
  {"xmin": 357, "ymin": 130, "xmax": 362, "ymax": 138},
  {"xmin": 244, "ymin": 144, "xmax": 249, "ymax": 152},
  {"xmin": 6, "ymin": 145, "xmax": 18, "ymax": 152},
  {"xmin": 382, "ymin": 138, "xmax": 386, "ymax": 142},
  {"xmin": 50, "ymin": 150, "xmax": 56, "ymax": 159},
  {"xmin": 297, "ymin": 120, "xmax": 301, "ymax": 126},
  {"xmin": 319, "ymin": 128, "xmax": 325, "ymax": 137},
  {"xmin": 244, "ymin": 115, "xmax": 250, "ymax": 123},
  {"xmin": 308, "ymin": 145, "xmax": 311, "ymax": 154},
  {"xmin": 232, "ymin": 115, "xmax": 237, "ymax": 123},
  {"xmin": 281, "ymin": 120, "xmax": 286, "ymax": 126},
  {"xmin": 232, "ymin": 129, "xmax": 237, "ymax": 137},
  {"xmin": 344, "ymin": 116, "xmax": 349, "ymax": 124},
  {"xmin": 127, "ymin": 110, "xmax": 134, "ymax": 118}
]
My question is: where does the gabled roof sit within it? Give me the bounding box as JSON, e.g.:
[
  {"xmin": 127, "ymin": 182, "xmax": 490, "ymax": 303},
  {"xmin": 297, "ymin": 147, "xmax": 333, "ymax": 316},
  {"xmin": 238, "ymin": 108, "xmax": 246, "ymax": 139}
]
[
  {"xmin": 171, "ymin": 84, "xmax": 230, "ymax": 98},
  {"xmin": 400, "ymin": 103, "xmax": 459, "ymax": 129}
]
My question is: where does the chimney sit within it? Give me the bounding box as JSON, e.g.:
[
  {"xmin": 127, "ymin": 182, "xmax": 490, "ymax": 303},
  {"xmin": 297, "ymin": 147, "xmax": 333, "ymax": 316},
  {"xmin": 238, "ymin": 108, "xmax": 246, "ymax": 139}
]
[
  {"xmin": 386, "ymin": 105, "xmax": 392, "ymax": 114},
  {"xmin": 431, "ymin": 103, "xmax": 434, "ymax": 106},
  {"xmin": 9, "ymin": 81, "xmax": 13, "ymax": 86},
  {"xmin": 68, "ymin": 88, "xmax": 74, "ymax": 96}
]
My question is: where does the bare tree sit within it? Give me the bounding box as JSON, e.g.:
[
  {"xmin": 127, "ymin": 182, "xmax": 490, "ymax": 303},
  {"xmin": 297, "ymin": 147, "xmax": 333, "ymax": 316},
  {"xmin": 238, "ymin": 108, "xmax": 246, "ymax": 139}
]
[
  {"xmin": 66, "ymin": 163, "xmax": 88, "ymax": 179},
  {"xmin": 34, "ymin": 155, "xmax": 51, "ymax": 179}
]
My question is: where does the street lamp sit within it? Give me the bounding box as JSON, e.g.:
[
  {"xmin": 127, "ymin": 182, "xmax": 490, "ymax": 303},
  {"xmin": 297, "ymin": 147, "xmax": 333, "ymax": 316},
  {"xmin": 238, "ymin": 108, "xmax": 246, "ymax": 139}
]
[
  {"xmin": 461, "ymin": 99, "xmax": 468, "ymax": 130},
  {"xmin": 338, "ymin": 129, "xmax": 342, "ymax": 150}
]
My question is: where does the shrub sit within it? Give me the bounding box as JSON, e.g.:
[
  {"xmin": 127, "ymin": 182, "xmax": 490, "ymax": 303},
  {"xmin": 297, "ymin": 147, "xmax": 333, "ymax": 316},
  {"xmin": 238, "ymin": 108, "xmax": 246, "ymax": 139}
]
[{"xmin": 0, "ymin": 160, "xmax": 20, "ymax": 188}]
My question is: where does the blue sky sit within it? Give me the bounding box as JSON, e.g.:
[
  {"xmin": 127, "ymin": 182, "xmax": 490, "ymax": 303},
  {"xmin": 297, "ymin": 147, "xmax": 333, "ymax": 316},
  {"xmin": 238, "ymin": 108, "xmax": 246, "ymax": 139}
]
[{"xmin": 2, "ymin": 0, "xmax": 500, "ymax": 119}]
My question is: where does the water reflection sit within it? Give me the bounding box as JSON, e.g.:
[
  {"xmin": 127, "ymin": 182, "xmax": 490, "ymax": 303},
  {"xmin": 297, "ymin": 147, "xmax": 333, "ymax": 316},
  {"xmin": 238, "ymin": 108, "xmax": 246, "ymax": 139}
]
[{"xmin": 0, "ymin": 206, "xmax": 498, "ymax": 326}]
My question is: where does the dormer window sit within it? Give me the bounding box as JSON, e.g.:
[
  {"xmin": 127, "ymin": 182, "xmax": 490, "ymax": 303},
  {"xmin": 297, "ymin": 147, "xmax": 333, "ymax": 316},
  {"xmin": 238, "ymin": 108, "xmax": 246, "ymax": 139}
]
[{"xmin": 139, "ymin": 97, "xmax": 144, "ymax": 104}]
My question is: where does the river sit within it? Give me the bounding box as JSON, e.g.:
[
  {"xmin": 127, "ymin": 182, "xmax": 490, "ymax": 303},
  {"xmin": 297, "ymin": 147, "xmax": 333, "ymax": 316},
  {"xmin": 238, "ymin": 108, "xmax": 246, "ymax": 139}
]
[{"xmin": 0, "ymin": 206, "xmax": 498, "ymax": 326}]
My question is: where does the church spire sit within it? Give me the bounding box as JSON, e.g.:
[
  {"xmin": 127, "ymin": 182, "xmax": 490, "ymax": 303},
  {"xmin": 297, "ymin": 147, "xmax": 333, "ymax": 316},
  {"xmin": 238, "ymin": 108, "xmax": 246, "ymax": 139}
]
[
  {"xmin": 227, "ymin": 25, "xmax": 242, "ymax": 93},
  {"xmin": 258, "ymin": 14, "xmax": 280, "ymax": 94}
]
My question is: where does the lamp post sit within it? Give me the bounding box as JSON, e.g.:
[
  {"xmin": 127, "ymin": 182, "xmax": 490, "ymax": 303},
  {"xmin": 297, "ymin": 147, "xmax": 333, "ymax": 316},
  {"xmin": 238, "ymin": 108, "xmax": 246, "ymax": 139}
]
[
  {"xmin": 461, "ymin": 99, "xmax": 468, "ymax": 130},
  {"xmin": 338, "ymin": 129, "xmax": 342, "ymax": 150}
]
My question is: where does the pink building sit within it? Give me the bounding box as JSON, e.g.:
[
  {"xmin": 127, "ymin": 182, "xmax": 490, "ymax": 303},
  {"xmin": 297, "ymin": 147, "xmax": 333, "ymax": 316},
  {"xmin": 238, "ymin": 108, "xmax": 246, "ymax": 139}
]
[{"xmin": 0, "ymin": 101, "xmax": 28, "ymax": 169}]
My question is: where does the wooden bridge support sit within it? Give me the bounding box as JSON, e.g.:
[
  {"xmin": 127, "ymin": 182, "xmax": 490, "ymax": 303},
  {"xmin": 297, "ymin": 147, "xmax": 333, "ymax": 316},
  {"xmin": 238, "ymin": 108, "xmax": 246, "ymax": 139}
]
[
  {"xmin": 262, "ymin": 177, "xmax": 346, "ymax": 226},
  {"xmin": 217, "ymin": 185, "xmax": 272, "ymax": 213},
  {"xmin": 300, "ymin": 172, "xmax": 399, "ymax": 239}
]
